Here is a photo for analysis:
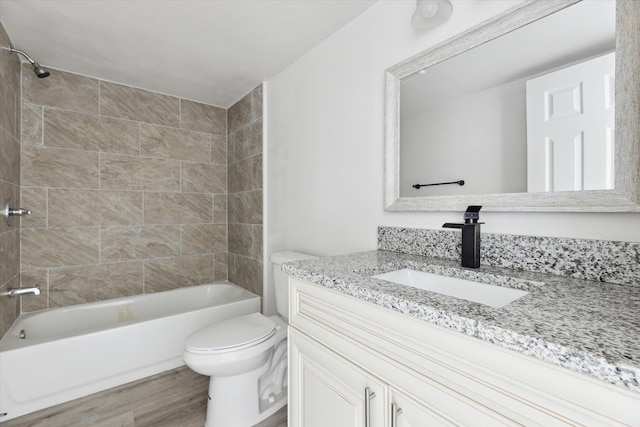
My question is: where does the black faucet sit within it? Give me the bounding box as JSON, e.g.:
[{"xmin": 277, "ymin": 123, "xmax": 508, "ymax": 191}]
[{"xmin": 442, "ymin": 205, "xmax": 483, "ymax": 268}]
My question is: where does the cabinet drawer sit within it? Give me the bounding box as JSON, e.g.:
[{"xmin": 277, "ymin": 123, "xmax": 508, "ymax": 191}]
[{"xmin": 289, "ymin": 276, "xmax": 640, "ymax": 426}]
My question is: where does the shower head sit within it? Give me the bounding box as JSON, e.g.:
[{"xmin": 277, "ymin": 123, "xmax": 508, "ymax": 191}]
[
  {"xmin": 32, "ymin": 63, "xmax": 50, "ymax": 78},
  {"xmin": 9, "ymin": 46, "xmax": 50, "ymax": 78}
]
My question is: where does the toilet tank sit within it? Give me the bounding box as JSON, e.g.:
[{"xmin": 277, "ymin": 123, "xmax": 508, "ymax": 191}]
[{"xmin": 270, "ymin": 251, "xmax": 317, "ymax": 318}]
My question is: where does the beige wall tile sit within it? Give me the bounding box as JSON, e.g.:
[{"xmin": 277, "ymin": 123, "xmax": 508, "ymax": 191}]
[
  {"xmin": 22, "ymin": 146, "xmax": 99, "ymax": 188},
  {"xmin": 20, "ymin": 187, "xmax": 47, "ymax": 228},
  {"xmin": 20, "ymin": 269, "xmax": 48, "ymax": 313},
  {"xmin": 44, "ymin": 109, "xmax": 139, "ymax": 155},
  {"xmin": 10, "ymin": 65, "xmax": 235, "ymax": 315},
  {"xmin": 227, "ymin": 85, "xmax": 262, "ymax": 295},
  {"xmin": 214, "ymin": 252, "xmax": 228, "ymax": 282},
  {"xmin": 253, "ymin": 154, "xmax": 263, "ymax": 190},
  {"xmin": 0, "ymin": 47, "xmax": 21, "ymax": 140},
  {"xmin": 229, "ymin": 190, "xmax": 262, "ymax": 225},
  {"xmin": 181, "ymin": 162, "xmax": 226, "ymax": 193},
  {"xmin": 0, "ymin": 71, "xmax": 18, "ymax": 137},
  {"xmin": 0, "ymin": 57, "xmax": 20, "ymax": 94},
  {"xmin": 180, "ymin": 99, "xmax": 226, "ymax": 135},
  {"xmin": 228, "ymin": 92, "xmax": 252, "ymax": 134},
  {"xmin": 252, "ymin": 225, "xmax": 263, "ymax": 260},
  {"xmin": 49, "ymin": 262, "xmax": 144, "ymax": 307},
  {"xmin": 144, "ymin": 192, "xmax": 212, "ymax": 224},
  {"xmin": 0, "ymin": 181, "xmax": 19, "ymax": 234},
  {"xmin": 0, "ymin": 49, "xmax": 21, "ymax": 108},
  {"xmin": 48, "ymin": 189, "xmax": 142, "ymax": 227},
  {"xmin": 21, "ymin": 227, "xmax": 100, "ymax": 269},
  {"xmin": 182, "ymin": 224, "xmax": 227, "ymax": 255},
  {"xmin": 0, "ymin": 228, "xmax": 19, "ymax": 285},
  {"xmin": 0, "ymin": 127, "xmax": 19, "ymax": 185},
  {"xmin": 229, "ymin": 157, "xmax": 253, "ymax": 193},
  {"xmin": 23, "ymin": 66, "xmax": 99, "ymax": 114},
  {"xmin": 0, "ymin": 23, "xmax": 10, "ymax": 49},
  {"xmin": 140, "ymin": 123, "xmax": 210, "ymax": 162},
  {"xmin": 1, "ymin": 38, "xmax": 21, "ymax": 332},
  {"xmin": 144, "ymin": 254, "xmax": 213, "ymax": 293},
  {"xmin": 0, "ymin": 275, "xmax": 20, "ymax": 337},
  {"xmin": 22, "ymin": 102, "xmax": 43, "ymax": 145},
  {"xmin": 100, "ymin": 81, "xmax": 179, "ymax": 127},
  {"xmin": 229, "ymin": 223, "xmax": 252, "ymax": 258},
  {"xmin": 251, "ymin": 85, "xmax": 263, "ymax": 122},
  {"xmin": 227, "ymin": 131, "xmax": 236, "ymax": 166},
  {"xmin": 232, "ymin": 120, "xmax": 262, "ymax": 162},
  {"xmin": 100, "ymin": 153, "xmax": 180, "ymax": 191},
  {"xmin": 211, "ymin": 134, "xmax": 227, "ymax": 165},
  {"xmin": 213, "ymin": 194, "xmax": 228, "ymax": 224},
  {"xmin": 228, "ymin": 254, "xmax": 262, "ymax": 297},
  {"xmin": 101, "ymin": 225, "xmax": 181, "ymax": 262}
]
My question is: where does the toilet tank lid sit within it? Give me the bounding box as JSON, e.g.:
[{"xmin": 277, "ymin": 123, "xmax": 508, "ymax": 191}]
[{"xmin": 270, "ymin": 251, "xmax": 317, "ymax": 265}]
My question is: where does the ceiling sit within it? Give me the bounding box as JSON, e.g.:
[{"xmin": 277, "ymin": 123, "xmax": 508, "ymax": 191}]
[{"xmin": 0, "ymin": 0, "xmax": 377, "ymax": 108}]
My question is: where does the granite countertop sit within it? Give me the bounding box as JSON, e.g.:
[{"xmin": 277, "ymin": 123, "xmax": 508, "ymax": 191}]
[{"xmin": 282, "ymin": 250, "xmax": 640, "ymax": 393}]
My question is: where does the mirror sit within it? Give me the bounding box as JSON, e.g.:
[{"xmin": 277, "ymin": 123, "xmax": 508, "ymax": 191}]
[{"xmin": 384, "ymin": 0, "xmax": 640, "ymax": 212}]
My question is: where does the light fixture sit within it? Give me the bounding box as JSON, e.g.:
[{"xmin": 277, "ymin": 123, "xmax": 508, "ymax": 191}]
[{"xmin": 412, "ymin": 0, "xmax": 453, "ymax": 30}]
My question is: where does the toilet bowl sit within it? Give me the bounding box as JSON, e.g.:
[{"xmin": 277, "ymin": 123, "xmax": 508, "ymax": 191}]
[{"xmin": 183, "ymin": 251, "xmax": 316, "ymax": 427}]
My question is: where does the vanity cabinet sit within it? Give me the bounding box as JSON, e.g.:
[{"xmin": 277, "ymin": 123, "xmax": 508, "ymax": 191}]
[{"xmin": 288, "ymin": 277, "xmax": 640, "ymax": 427}]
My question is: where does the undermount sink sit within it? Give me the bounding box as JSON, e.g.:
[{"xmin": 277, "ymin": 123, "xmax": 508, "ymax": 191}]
[{"xmin": 373, "ymin": 269, "xmax": 528, "ymax": 308}]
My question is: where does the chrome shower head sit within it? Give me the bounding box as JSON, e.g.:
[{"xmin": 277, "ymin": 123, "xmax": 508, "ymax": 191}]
[
  {"xmin": 32, "ymin": 63, "xmax": 50, "ymax": 78},
  {"xmin": 9, "ymin": 46, "xmax": 50, "ymax": 78}
]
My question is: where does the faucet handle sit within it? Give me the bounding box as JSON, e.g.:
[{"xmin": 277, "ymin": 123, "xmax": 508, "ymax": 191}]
[
  {"xmin": 463, "ymin": 205, "xmax": 482, "ymax": 223},
  {"xmin": 1, "ymin": 198, "xmax": 32, "ymax": 227}
]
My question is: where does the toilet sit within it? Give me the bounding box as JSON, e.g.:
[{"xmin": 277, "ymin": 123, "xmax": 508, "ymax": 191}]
[{"xmin": 183, "ymin": 251, "xmax": 316, "ymax": 427}]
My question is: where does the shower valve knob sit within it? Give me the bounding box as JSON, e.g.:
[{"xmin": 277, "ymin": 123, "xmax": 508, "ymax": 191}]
[
  {"xmin": 2, "ymin": 198, "xmax": 31, "ymax": 226},
  {"xmin": 9, "ymin": 208, "xmax": 31, "ymax": 216}
]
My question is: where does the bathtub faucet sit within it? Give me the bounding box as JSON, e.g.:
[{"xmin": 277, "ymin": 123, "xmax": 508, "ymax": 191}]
[{"xmin": 0, "ymin": 285, "xmax": 41, "ymax": 298}]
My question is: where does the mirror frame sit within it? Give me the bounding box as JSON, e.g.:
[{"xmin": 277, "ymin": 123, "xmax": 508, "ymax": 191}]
[{"xmin": 384, "ymin": 0, "xmax": 640, "ymax": 212}]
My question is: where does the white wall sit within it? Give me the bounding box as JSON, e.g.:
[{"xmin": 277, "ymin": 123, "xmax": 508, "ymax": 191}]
[{"xmin": 264, "ymin": 0, "xmax": 640, "ymax": 307}]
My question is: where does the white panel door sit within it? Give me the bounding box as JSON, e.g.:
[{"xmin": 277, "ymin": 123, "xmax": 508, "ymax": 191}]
[
  {"xmin": 526, "ymin": 52, "xmax": 615, "ymax": 192},
  {"xmin": 289, "ymin": 328, "xmax": 386, "ymax": 427}
]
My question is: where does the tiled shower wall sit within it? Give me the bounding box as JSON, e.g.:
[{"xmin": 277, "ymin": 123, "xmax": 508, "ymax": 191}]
[
  {"xmin": 19, "ymin": 66, "xmax": 230, "ymax": 313},
  {"xmin": 0, "ymin": 24, "xmax": 22, "ymax": 336},
  {"xmin": 228, "ymin": 86, "xmax": 264, "ymax": 297}
]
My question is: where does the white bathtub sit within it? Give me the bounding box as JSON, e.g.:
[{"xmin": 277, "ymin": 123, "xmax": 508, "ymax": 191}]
[{"xmin": 0, "ymin": 282, "xmax": 260, "ymax": 422}]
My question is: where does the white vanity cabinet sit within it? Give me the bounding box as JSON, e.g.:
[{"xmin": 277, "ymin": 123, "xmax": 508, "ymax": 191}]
[{"xmin": 288, "ymin": 277, "xmax": 640, "ymax": 427}]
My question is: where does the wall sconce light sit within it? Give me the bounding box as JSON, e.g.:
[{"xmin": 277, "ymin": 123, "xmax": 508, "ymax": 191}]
[{"xmin": 412, "ymin": 0, "xmax": 453, "ymax": 30}]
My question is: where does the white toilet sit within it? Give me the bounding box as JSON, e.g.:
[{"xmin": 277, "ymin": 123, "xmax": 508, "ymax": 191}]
[{"xmin": 183, "ymin": 251, "xmax": 316, "ymax": 427}]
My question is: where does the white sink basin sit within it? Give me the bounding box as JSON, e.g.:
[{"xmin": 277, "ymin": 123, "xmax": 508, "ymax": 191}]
[{"xmin": 373, "ymin": 269, "xmax": 528, "ymax": 308}]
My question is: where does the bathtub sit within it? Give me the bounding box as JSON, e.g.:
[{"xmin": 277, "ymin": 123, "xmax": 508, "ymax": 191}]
[{"xmin": 0, "ymin": 282, "xmax": 260, "ymax": 422}]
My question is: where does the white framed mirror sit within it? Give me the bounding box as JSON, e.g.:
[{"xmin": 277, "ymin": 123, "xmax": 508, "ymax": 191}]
[{"xmin": 384, "ymin": 0, "xmax": 640, "ymax": 212}]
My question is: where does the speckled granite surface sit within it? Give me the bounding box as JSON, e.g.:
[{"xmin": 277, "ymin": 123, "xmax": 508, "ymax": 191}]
[
  {"xmin": 378, "ymin": 226, "xmax": 640, "ymax": 287},
  {"xmin": 282, "ymin": 250, "xmax": 640, "ymax": 393}
]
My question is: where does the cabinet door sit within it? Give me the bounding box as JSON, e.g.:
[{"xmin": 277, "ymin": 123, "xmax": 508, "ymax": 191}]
[{"xmin": 289, "ymin": 328, "xmax": 386, "ymax": 427}]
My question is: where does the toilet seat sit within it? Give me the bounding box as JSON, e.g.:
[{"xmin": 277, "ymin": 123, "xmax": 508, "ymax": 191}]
[{"xmin": 185, "ymin": 313, "xmax": 276, "ymax": 354}]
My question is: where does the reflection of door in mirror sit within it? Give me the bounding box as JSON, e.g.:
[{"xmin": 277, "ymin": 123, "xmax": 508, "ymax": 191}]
[{"xmin": 526, "ymin": 52, "xmax": 615, "ymax": 192}]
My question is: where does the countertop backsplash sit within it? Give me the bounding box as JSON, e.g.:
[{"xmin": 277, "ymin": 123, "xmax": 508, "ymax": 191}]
[{"xmin": 378, "ymin": 226, "xmax": 640, "ymax": 287}]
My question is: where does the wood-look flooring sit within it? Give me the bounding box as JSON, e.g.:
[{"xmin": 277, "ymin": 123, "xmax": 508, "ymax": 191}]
[{"xmin": 3, "ymin": 366, "xmax": 287, "ymax": 427}]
